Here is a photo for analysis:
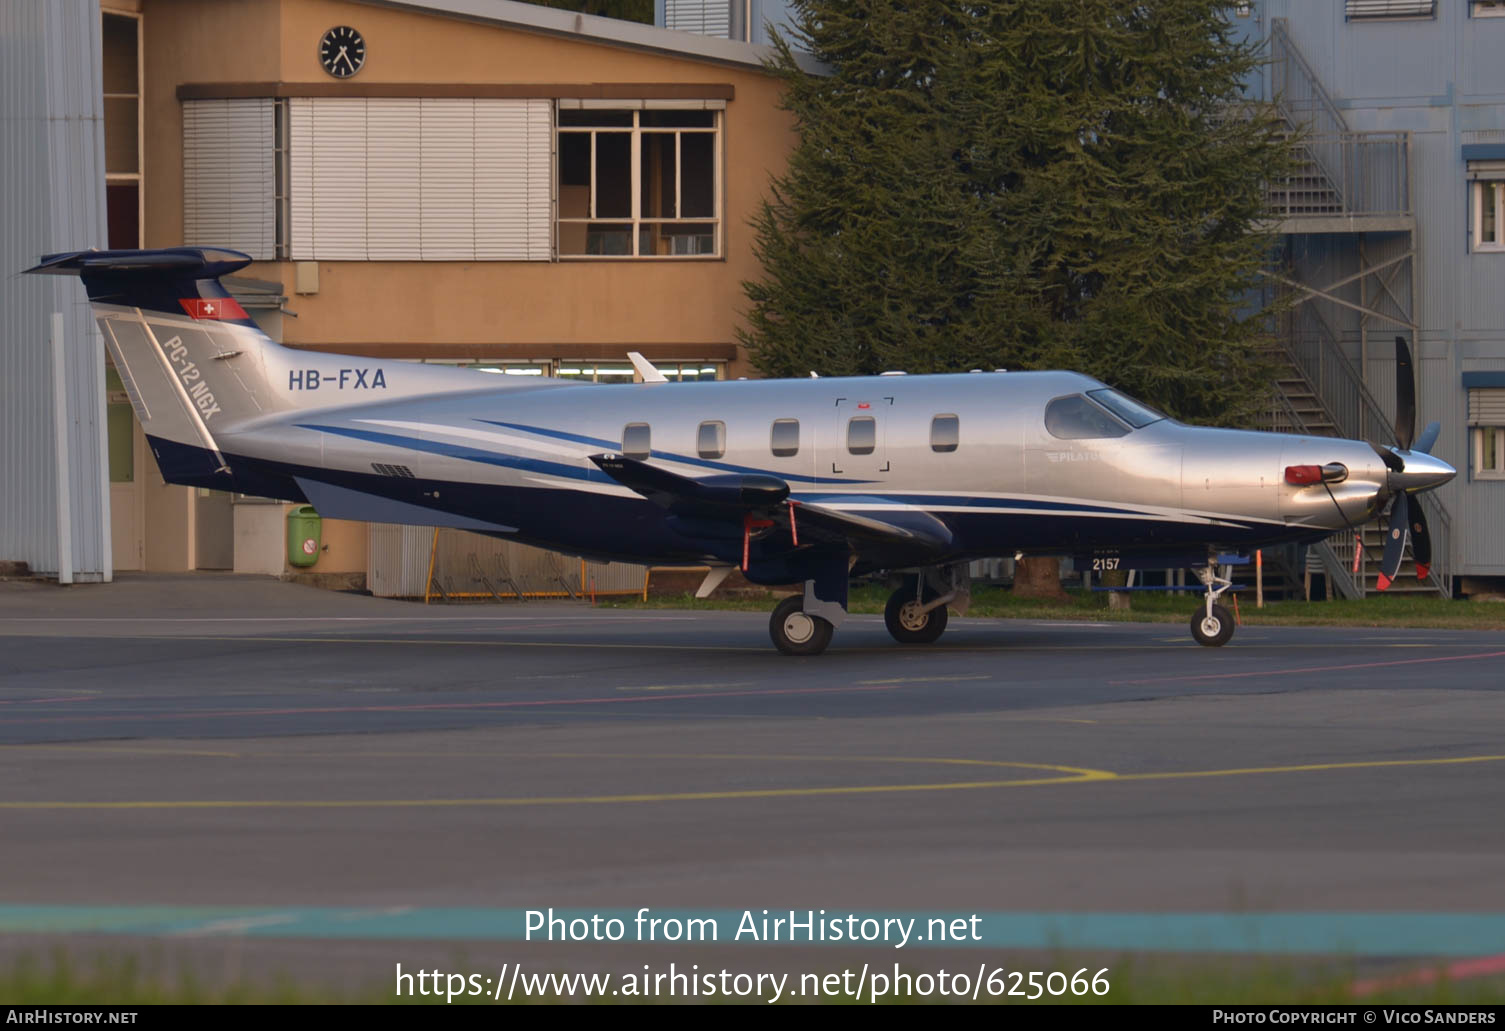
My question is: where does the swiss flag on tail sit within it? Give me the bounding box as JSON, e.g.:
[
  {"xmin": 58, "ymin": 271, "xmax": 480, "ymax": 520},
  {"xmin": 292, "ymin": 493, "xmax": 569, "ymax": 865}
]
[{"xmin": 180, "ymin": 297, "xmax": 249, "ymax": 321}]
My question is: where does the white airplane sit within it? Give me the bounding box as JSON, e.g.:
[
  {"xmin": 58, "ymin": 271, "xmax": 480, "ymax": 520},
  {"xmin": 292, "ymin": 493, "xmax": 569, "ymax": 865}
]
[{"xmin": 29, "ymin": 248, "xmax": 1455, "ymax": 655}]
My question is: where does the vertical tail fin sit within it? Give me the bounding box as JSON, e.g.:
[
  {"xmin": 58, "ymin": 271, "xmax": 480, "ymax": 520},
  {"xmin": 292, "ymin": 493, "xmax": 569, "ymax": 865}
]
[{"xmin": 26, "ymin": 248, "xmax": 274, "ymax": 483}]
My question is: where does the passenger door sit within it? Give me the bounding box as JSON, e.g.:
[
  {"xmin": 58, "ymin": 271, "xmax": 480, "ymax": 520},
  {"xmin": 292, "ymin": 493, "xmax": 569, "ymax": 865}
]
[{"xmin": 829, "ymin": 396, "xmax": 892, "ymax": 483}]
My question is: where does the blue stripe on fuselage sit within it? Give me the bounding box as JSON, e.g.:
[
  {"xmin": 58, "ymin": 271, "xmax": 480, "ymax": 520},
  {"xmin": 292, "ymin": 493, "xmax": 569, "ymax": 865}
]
[{"xmin": 297, "ymin": 423, "xmax": 597, "ymax": 483}]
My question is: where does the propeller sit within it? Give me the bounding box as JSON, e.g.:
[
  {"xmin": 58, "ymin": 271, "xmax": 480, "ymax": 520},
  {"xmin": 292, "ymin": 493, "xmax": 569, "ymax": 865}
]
[{"xmin": 1374, "ymin": 336, "xmax": 1441, "ymax": 589}]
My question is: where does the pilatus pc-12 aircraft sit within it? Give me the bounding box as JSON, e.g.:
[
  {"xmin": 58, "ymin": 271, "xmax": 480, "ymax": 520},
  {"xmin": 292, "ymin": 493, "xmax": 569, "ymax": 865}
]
[{"xmin": 30, "ymin": 247, "xmax": 1456, "ymax": 655}]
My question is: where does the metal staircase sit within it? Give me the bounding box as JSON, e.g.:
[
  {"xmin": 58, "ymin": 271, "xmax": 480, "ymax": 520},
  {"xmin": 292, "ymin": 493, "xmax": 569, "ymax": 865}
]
[
  {"xmin": 1259, "ymin": 310, "xmax": 1451, "ymax": 598},
  {"xmin": 1255, "ymin": 19, "xmax": 1451, "ymax": 599}
]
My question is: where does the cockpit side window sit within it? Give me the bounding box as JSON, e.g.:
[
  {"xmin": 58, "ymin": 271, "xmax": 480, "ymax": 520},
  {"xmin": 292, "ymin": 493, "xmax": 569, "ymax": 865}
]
[
  {"xmin": 1044, "ymin": 395, "xmax": 1130, "ymax": 440},
  {"xmin": 1086, "ymin": 388, "xmax": 1165, "ymax": 428}
]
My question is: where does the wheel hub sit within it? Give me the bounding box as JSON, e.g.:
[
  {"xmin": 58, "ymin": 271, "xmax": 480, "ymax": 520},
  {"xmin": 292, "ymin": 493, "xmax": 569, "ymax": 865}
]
[
  {"xmin": 1200, "ymin": 615, "xmax": 1222, "ymax": 637},
  {"xmin": 783, "ymin": 611, "xmax": 816, "ymax": 644},
  {"xmin": 898, "ymin": 601, "xmax": 930, "ymax": 632}
]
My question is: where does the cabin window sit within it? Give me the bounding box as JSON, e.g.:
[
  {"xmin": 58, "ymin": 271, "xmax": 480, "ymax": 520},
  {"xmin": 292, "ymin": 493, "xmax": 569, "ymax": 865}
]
[
  {"xmin": 930, "ymin": 414, "xmax": 959, "ymax": 453},
  {"xmin": 697, "ymin": 420, "xmax": 725, "ymax": 460},
  {"xmin": 622, "ymin": 422, "xmax": 651, "ymax": 460},
  {"xmin": 846, "ymin": 416, "xmax": 876, "ymax": 455},
  {"xmin": 770, "ymin": 419, "xmax": 800, "ymax": 457},
  {"xmin": 1044, "ymin": 395, "xmax": 1130, "ymax": 440}
]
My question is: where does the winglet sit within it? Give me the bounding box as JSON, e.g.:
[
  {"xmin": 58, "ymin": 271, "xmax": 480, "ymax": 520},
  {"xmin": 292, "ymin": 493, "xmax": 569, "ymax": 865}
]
[{"xmin": 627, "ymin": 352, "xmax": 668, "ymax": 384}]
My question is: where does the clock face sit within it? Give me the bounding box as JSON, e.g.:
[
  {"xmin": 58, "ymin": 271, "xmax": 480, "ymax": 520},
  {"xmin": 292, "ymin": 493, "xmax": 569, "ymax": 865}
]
[{"xmin": 319, "ymin": 25, "xmax": 365, "ymax": 79}]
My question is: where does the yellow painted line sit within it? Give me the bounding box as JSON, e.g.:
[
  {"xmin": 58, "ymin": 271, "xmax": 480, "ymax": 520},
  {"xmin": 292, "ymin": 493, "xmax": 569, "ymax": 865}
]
[
  {"xmin": 1111, "ymin": 754, "xmax": 1505, "ymax": 784},
  {"xmin": 3, "ymin": 754, "xmax": 1502, "ymax": 811}
]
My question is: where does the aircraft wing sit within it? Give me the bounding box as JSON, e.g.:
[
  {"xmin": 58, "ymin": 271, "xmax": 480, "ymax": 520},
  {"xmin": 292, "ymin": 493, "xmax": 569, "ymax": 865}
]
[{"xmin": 590, "ymin": 454, "xmax": 953, "ymax": 567}]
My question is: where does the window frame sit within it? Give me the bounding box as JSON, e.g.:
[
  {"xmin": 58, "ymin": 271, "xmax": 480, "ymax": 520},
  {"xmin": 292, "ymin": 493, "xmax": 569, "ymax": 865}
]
[
  {"xmin": 1475, "ymin": 426, "xmax": 1505, "ymax": 479},
  {"xmin": 622, "ymin": 422, "xmax": 652, "ymax": 461},
  {"xmin": 1344, "ymin": 0, "xmax": 1436, "ymax": 20},
  {"xmin": 555, "ymin": 106, "xmax": 722, "ymax": 260},
  {"xmin": 697, "ymin": 420, "xmax": 726, "ymax": 460},
  {"xmin": 1474, "ymin": 179, "xmax": 1505, "ymax": 252},
  {"xmin": 846, "ymin": 415, "xmax": 877, "ymax": 456},
  {"xmin": 103, "ymin": 11, "xmax": 143, "ymax": 248},
  {"xmin": 930, "ymin": 414, "xmax": 960, "ymax": 453},
  {"xmin": 1472, "ymin": 1, "xmax": 1505, "ymax": 17},
  {"xmin": 770, "ymin": 418, "xmax": 800, "ymax": 458}
]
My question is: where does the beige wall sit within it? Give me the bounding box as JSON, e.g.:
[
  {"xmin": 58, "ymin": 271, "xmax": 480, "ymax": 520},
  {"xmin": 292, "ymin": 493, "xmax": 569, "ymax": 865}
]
[
  {"xmin": 130, "ymin": 0, "xmax": 795, "ymax": 571},
  {"xmin": 142, "ymin": 0, "xmax": 796, "ymax": 367}
]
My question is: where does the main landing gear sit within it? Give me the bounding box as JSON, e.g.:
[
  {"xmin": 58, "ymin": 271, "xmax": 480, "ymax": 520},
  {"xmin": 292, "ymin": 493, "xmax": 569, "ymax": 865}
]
[
  {"xmin": 769, "ymin": 594, "xmax": 834, "ymax": 656},
  {"xmin": 1189, "ymin": 563, "xmax": 1236, "ymax": 647},
  {"xmin": 883, "ymin": 566, "xmax": 969, "ymax": 646},
  {"xmin": 767, "ymin": 563, "xmax": 970, "ymax": 656}
]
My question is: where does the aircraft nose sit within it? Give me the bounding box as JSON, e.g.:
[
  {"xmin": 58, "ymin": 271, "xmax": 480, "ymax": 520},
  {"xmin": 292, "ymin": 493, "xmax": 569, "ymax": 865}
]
[{"xmin": 1390, "ymin": 450, "xmax": 1456, "ymax": 493}]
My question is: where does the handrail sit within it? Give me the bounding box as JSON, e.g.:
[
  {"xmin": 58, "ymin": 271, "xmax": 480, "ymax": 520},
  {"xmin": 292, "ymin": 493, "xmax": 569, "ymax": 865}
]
[
  {"xmin": 1269, "ymin": 18, "xmax": 1349, "ymax": 204},
  {"xmin": 1267, "ymin": 132, "xmax": 1411, "ymax": 220}
]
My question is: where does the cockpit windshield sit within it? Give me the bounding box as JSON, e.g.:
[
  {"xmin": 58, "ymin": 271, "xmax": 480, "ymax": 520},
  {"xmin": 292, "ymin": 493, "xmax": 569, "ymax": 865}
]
[{"xmin": 1086, "ymin": 388, "xmax": 1166, "ymax": 428}]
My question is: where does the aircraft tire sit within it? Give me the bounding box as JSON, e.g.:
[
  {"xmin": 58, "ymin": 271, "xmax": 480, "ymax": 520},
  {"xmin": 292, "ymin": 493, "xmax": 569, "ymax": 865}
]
[
  {"xmin": 884, "ymin": 587, "xmax": 949, "ymax": 645},
  {"xmin": 770, "ymin": 595, "xmax": 834, "ymax": 656},
  {"xmin": 1190, "ymin": 603, "xmax": 1235, "ymax": 647}
]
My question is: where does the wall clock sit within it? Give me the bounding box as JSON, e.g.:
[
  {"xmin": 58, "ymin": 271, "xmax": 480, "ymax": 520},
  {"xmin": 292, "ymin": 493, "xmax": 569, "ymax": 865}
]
[{"xmin": 319, "ymin": 26, "xmax": 365, "ymax": 79}]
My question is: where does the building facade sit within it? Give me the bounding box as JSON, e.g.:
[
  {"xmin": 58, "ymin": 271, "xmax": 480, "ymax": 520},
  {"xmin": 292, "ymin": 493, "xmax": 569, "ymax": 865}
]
[
  {"xmin": 1242, "ymin": 0, "xmax": 1505, "ymax": 593},
  {"xmin": 88, "ymin": 0, "xmax": 799, "ymax": 575}
]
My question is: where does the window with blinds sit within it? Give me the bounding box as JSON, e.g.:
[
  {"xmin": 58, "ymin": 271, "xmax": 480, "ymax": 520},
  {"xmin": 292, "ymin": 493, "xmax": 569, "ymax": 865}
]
[
  {"xmin": 1468, "ymin": 387, "xmax": 1505, "ymax": 426},
  {"xmin": 664, "ymin": 0, "xmax": 731, "ymax": 38},
  {"xmin": 182, "ymin": 98, "xmax": 278, "ymax": 259},
  {"xmin": 287, "ymin": 97, "xmax": 553, "ymax": 262},
  {"xmin": 1469, "ymin": 388, "xmax": 1505, "ymax": 479},
  {"xmin": 1345, "ymin": 1, "xmax": 1436, "ymax": 19}
]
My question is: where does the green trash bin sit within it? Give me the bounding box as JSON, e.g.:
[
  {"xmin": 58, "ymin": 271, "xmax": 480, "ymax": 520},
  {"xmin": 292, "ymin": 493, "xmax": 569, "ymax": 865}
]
[{"xmin": 286, "ymin": 505, "xmax": 322, "ymax": 568}]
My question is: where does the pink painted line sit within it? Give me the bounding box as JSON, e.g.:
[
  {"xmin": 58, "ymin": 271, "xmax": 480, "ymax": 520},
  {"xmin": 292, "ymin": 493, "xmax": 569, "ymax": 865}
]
[
  {"xmin": 0, "ymin": 683, "xmax": 902, "ymax": 727},
  {"xmin": 1112, "ymin": 649, "xmax": 1505, "ymax": 686},
  {"xmin": 1350, "ymin": 952, "xmax": 1505, "ymax": 997},
  {"xmin": 0, "ymin": 695, "xmax": 94, "ymax": 706}
]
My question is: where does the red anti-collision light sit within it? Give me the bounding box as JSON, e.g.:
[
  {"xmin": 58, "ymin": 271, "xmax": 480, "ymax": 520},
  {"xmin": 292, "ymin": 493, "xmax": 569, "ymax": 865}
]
[{"xmin": 1284, "ymin": 465, "xmax": 1323, "ymax": 485}]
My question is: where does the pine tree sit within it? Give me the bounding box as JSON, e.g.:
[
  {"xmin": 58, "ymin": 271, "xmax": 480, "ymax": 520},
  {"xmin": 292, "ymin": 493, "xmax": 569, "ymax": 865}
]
[{"xmin": 742, "ymin": 0, "xmax": 1291, "ymax": 427}]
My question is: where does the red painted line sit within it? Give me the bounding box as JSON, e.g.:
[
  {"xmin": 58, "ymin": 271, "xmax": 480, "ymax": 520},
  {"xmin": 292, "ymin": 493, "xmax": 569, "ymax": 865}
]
[
  {"xmin": 1350, "ymin": 952, "xmax": 1505, "ymax": 997},
  {"xmin": 1111, "ymin": 649, "xmax": 1505, "ymax": 686},
  {"xmin": 0, "ymin": 683, "xmax": 902, "ymax": 727}
]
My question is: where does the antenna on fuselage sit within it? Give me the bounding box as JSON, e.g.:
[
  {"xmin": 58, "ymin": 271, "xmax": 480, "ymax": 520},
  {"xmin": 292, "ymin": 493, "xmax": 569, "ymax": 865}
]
[{"xmin": 626, "ymin": 351, "xmax": 668, "ymax": 384}]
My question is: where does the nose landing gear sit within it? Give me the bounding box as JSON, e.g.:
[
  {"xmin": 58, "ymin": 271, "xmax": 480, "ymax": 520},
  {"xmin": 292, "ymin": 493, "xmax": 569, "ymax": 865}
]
[{"xmin": 1189, "ymin": 562, "xmax": 1236, "ymax": 647}]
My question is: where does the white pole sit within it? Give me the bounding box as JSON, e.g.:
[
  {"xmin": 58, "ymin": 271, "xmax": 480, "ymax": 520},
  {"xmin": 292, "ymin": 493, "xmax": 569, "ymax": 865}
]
[
  {"xmin": 51, "ymin": 312, "xmax": 74, "ymax": 584},
  {"xmin": 93, "ymin": 325, "xmax": 113, "ymax": 583}
]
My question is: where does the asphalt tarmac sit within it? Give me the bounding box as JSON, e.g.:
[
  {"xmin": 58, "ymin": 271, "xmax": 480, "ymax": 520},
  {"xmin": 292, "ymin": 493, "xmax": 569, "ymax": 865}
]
[{"xmin": 2, "ymin": 574, "xmax": 1504, "ymax": 988}]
